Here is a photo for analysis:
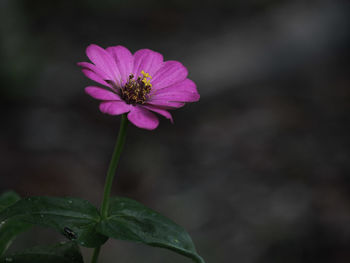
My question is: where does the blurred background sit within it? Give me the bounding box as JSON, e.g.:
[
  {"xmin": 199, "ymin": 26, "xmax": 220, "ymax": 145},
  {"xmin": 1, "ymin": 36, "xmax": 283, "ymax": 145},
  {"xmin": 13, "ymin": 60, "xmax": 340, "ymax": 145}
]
[{"xmin": 1, "ymin": 0, "xmax": 350, "ymax": 262}]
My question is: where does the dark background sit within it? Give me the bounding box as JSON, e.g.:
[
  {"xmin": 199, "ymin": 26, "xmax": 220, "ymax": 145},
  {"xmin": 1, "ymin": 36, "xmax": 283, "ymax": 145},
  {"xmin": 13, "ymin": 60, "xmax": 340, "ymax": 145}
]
[{"xmin": 1, "ymin": 0, "xmax": 350, "ymax": 262}]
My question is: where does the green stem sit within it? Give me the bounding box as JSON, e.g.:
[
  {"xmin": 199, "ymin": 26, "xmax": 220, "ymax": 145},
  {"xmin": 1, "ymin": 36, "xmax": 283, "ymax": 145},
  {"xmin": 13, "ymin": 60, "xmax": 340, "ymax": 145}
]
[
  {"xmin": 100, "ymin": 114, "xmax": 128, "ymax": 218},
  {"xmin": 91, "ymin": 114, "xmax": 128, "ymax": 263},
  {"xmin": 91, "ymin": 246, "xmax": 101, "ymax": 263}
]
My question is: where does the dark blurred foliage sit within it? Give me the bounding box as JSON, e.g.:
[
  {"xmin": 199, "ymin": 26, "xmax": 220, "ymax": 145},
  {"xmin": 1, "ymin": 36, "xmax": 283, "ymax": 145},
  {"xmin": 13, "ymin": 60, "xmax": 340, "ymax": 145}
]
[{"xmin": 1, "ymin": 0, "xmax": 350, "ymax": 262}]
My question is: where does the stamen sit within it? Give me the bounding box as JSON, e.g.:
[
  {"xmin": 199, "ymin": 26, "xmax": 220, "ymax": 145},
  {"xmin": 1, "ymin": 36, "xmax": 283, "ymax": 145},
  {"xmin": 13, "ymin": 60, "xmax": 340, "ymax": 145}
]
[{"xmin": 120, "ymin": 70, "xmax": 152, "ymax": 105}]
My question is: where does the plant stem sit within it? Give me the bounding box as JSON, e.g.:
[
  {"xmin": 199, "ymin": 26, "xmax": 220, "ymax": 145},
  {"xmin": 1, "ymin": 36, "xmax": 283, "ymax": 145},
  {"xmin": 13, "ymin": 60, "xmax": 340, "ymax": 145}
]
[
  {"xmin": 100, "ymin": 114, "xmax": 128, "ymax": 218},
  {"xmin": 91, "ymin": 114, "xmax": 128, "ymax": 263},
  {"xmin": 91, "ymin": 246, "xmax": 101, "ymax": 263}
]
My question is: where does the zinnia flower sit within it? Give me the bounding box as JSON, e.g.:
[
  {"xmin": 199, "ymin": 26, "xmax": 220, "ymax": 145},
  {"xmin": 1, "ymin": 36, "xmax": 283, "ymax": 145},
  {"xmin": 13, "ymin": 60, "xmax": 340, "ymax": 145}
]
[{"xmin": 78, "ymin": 44, "xmax": 200, "ymax": 130}]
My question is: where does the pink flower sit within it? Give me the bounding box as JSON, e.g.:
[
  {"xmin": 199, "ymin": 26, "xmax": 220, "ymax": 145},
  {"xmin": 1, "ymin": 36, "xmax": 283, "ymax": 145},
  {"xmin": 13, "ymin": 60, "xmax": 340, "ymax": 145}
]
[{"xmin": 78, "ymin": 44, "xmax": 200, "ymax": 130}]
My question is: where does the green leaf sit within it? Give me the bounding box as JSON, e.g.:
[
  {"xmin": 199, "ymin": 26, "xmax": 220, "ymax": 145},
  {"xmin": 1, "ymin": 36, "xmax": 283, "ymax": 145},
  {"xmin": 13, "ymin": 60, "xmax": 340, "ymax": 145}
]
[
  {"xmin": 0, "ymin": 196, "xmax": 107, "ymax": 248},
  {"xmin": 0, "ymin": 191, "xmax": 32, "ymax": 257},
  {"xmin": 0, "ymin": 219, "xmax": 32, "ymax": 257},
  {"xmin": 97, "ymin": 197, "xmax": 205, "ymax": 263},
  {"xmin": 0, "ymin": 241, "xmax": 83, "ymax": 263},
  {"xmin": 0, "ymin": 191, "xmax": 21, "ymax": 212}
]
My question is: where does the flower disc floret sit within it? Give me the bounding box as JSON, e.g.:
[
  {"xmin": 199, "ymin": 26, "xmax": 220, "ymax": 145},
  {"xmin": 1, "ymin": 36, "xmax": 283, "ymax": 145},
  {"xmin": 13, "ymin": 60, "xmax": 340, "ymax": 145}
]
[{"xmin": 121, "ymin": 71, "xmax": 152, "ymax": 105}]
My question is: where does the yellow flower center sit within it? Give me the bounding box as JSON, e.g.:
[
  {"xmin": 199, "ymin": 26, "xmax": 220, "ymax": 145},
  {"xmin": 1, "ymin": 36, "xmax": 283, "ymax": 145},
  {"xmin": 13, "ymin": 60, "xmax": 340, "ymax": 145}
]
[{"xmin": 121, "ymin": 70, "xmax": 152, "ymax": 105}]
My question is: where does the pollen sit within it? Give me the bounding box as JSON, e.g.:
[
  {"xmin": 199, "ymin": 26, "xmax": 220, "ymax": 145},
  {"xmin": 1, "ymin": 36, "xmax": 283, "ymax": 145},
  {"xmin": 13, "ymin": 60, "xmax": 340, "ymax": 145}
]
[
  {"xmin": 141, "ymin": 70, "xmax": 152, "ymax": 79},
  {"xmin": 121, "ymin": 70, "xmax": 152, "ymax": 105}
]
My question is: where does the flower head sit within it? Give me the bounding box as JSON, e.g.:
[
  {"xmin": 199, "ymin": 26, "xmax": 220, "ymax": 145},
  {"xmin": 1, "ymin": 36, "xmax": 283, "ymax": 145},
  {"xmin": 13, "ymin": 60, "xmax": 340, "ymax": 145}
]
[{"xmin": 78, "ymin": 44, "xmax": 200, "ymax": 130}]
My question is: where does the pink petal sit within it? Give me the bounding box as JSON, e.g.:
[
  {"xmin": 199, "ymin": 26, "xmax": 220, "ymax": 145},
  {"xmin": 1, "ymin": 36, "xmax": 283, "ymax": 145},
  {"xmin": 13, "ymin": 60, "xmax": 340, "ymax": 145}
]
[
  {"xmin": 81, "ymin": 69, "xmax": 109, "ymax": 87},
  {"xmin": 150, "ymin": 79, "xmax": 200, "ymax": 102},
  {"xmin": 142, "ymin": 105, "xmax": 173, "ymax": 123},
  {"xmin": 86, "ymin": 44, "xmax": 121, "ymax": 84},
  {"xmin": 154, "ymin": 78, "xmax": 198, "ymax": 94},
  {"xmin": 85, "ymin": 86, "xmax": 121, "ymax": 101},
  {"xmin": 106, "ymin": 46, "xmax": 133, "ymax": 86},
  {"xmin": 151, "ymin": 91, "xmax": 199, "ymax": 102},
  {"xmin": 151, "ymin": 61, "xmax": 188, "ymax": 90},
  {"xmin": 78, "ymin": 62, "xmax": 111, "ymax": 87},
  {"xmin": 99, "ymin": 101, "xmax": 131, "ymax": 115},
  {"xmin": 133, "ymin": 49, "xmax": 163, "ymax": 78},
  {"xmin": 146, "ymin": 100, "xmax": 185, "ymax": 109},
  {"xmin": 127, "ymin": 106, "xmax": 159, "ymax": 130},
  {"xmin": 78, "ymin": 62, "xmax": 110, "ymax": 79}
]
